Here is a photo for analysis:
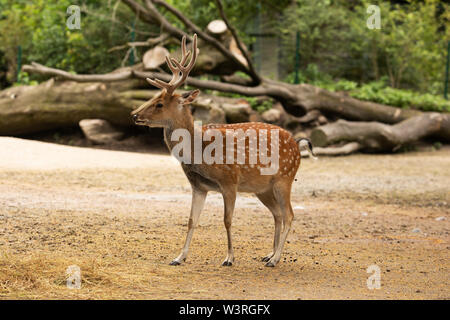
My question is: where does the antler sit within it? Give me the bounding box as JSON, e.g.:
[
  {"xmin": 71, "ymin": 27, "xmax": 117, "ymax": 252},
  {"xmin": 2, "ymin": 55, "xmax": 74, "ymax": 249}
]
[{"xmin": 146, "ymin": 34, "xmax": 198, "ymax": 95}]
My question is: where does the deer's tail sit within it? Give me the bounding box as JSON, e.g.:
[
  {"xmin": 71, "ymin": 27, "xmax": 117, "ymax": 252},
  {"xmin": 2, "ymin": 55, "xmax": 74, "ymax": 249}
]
[{"xmin": 295, "ymin": 137, "xmax": 317, "ymax": 160}]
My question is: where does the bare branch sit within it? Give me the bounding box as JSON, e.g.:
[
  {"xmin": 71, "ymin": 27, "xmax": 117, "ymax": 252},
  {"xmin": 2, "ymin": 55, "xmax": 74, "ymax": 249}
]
[
  {"xmin": 108, "ymin": 33, "xmax": 170, "ymax": 52},
  {"xmin": 134, "ymin": 71, "xmax": 293, "ymax": 100},
  {"xmin": 296, "ymin": 110, "xmax": 322, "ymax": 123},
  {"xmin": 121, "ymin": 47, "xmax": 139, "ymax": 67},
  {"xmin": 120, "ymin": 0, "xmax": 157, "ymax": 25},
  {"xmin": 149, "ymin": 0, "xmax": 261, "ymax": 84},
  {"xmin": 214, "ymin": 0, "xmax": 260, "ymax": 83},
  {"xmin": 138, "ymin": 0, "xmax": 187, "ymax": 39},
  {"xmin": 220, "ymin": 74, "xmax": 253, "ymax": 86},
  {"xmin": 22, "ymin": 62, "xmax": 133, "ymax": 82},
  {"xmin": 108, "ymin": 44, "xmax": 129, "ymax": 52},
  {"xmin": 22, "ymin": 60, "xmax": 293, "ymax": 102},
  {"xmin": 81, "ymin": 3, "xmax": 156, "ymax": 36}
]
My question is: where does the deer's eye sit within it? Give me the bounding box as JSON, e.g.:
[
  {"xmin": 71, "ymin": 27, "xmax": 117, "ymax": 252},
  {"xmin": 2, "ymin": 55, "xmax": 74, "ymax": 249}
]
[{"xmin": 155, "ymin": 103, "xmax": 163, "ymax": 108}]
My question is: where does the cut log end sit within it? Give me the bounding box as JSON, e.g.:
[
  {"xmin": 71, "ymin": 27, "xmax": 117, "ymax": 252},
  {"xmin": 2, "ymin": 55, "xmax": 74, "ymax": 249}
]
[
  {"xmin": 310, "ymin": 128, "xmax": 328, "ymax": 147},
  {"xmin": 143, "ymin": 46, "xmax": 169, "ymax": 70},
  {"xmin": 207, "ymin": 20, "xmax": 228, "ymax": 36}
]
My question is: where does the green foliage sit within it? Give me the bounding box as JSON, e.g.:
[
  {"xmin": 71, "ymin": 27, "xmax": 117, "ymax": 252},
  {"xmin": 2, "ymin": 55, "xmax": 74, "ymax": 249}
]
[
  {"xmin": 0, "ymin": 0, "xmax": 448, "ymax": 112},
  {"xmin": 279, "ymin": 0, "xmax": 449, "ymax": 95},
  {"xmin": 333, "ymin": 80, "xmax": 358, "ymax": 92},
  {"xmin": 257, "ymin": 100, "xmax": 274, "ymax": 113},
  {"xmin": 0, "ymin": 0, "xmax": 292, "ymax": 86},
  {"xmin": 0, "ymin": 0, "xmax": 155, "ymax": 83},
  {"xmin": 278, "ymin": 0, "xmax": 354, "ymax": 79},
  {"xmin": 284, "ymin": 63, "xmax": 332, "ymax": 86},
  {"xmin": 0, "ymin": 0, "xmax": 32, "ymax": 83},
  {"xmin": 348, "ymin": 0, "xmax": 449, "ymax": 93},
  {"xmin": 14, "ymin": 72, "xmax": 38, "ymax": 86}
]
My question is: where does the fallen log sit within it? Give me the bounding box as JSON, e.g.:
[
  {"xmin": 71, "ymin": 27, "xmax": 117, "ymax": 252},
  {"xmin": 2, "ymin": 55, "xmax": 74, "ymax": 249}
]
[
  {"xmin": 0, "ymin": 80, "xmax": 261, "ymax": 135},
  {"xmin": 79, "ymin": 119, "xmax": 125, "ymax": 144},
  {"xmin": 21, "ymin": 62, "xmax": 450, "ymax": 148},
  {"xmin": 310, "ymin": 113, "xmax": 447, "ymax": 152},
  {"xmin": 24, "ymin": 61, "xmax": 447, "ymax": 133},
  {"xmin": 0, "ymin": 80, "xmax": 136, "ymax": 135},
  {"xmin": 300, "ymin": 142, "xmax": 362, "ymax": 157}
]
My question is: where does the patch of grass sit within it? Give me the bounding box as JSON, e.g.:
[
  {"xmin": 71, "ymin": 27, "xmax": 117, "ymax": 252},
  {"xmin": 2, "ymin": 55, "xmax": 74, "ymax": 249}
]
[
  {"xmin": 432, "ymin": 142, "xmax": 442, "ymax": 151},
  {"xmin": 13, "ymin": 72, "xmax": 39, "ymax": 86},
  {"xmin": 0, "ymin": 249, "xmax": 157, "ymax": 299},
  {"xmin": 245, "ymin": 97, "xmax": 273, "ymax": 113}
]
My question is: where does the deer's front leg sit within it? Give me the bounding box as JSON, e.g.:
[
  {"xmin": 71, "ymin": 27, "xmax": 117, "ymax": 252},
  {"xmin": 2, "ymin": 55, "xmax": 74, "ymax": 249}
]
[{"xmin": 170, "ymin": 188, "xmax": 207, "ymax": 265}]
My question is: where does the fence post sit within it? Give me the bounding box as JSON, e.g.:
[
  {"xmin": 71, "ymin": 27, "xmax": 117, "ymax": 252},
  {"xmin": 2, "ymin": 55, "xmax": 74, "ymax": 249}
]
[
  {"xmin": 445, "ymin": 40, "xmax": 449, "ymax": 100},
  {"xmin": 254, "ymin": 3, "xmax": 261, "ymax": 73},
  {"xmin": 16, "ymin": 45, "xmax": 22, "ymax": 82},
  {"xmin": 129, "ymin": 22, "xmax": 135, "ymax": 66},
  {"xmin": 294, "ymin": 31, "xmax": 300, "ymax": 84}
]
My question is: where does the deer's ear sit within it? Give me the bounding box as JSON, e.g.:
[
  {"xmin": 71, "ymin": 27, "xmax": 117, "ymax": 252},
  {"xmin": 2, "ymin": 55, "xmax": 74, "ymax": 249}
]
[{"xmin": 180, "ymin": 89, "xmax": 200, "ymax": 105}]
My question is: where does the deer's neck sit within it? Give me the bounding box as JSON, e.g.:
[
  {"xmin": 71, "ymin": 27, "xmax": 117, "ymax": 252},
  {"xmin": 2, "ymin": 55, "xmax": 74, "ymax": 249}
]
[{"xmin": 163, "ymin": 110, "xmax": 195, "ymax": 152}]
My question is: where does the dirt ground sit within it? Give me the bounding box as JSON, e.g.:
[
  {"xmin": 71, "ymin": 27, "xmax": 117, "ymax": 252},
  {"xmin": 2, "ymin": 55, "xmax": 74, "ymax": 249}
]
[{"xmin": 0, "ymin": 137, "xmax": 448, "ymax": 299}]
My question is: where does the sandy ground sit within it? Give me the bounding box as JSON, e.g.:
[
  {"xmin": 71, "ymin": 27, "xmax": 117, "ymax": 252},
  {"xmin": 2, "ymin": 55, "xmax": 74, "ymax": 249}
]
[{"xmin": 0, "ymin": 137, "xmax": 448, "ymax": 299}]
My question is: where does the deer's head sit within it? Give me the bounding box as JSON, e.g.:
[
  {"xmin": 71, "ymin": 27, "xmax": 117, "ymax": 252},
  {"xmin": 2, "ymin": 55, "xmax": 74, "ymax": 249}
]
[{"xmin": 131, "ymin": 34, "xmax": 199, "ymax": 128}]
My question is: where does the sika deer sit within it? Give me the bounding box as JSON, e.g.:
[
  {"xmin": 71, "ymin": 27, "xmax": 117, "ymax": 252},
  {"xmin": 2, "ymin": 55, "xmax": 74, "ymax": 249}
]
[{"xmin": 131, "ymin": 34, "xmax": 314, "ymax": 267}]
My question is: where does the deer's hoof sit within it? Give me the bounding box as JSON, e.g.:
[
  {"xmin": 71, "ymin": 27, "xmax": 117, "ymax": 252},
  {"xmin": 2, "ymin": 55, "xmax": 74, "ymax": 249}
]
[
  {"xmin": 222, "ymin": 261, "xmax": 233, "ymax": 266},
  {"xmin": 261, "ymin": 255, "xmax": 272, "ymax": 262},
  {"xmin": 265, "ymin": 262, "xmax": 276, "ymax": 267},
  {"xmin": 169, "ymin": 260, "xmax": 181, "ymax": 266}
]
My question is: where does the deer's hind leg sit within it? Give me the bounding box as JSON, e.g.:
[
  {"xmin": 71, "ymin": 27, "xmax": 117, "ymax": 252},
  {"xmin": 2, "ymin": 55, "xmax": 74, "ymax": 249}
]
[
  {"xmin": 221, "ymin": 186, "xmax": 237, "ymax": 266},
  {"xmin": 265, "ymin": 181, "xmax": 294, "ymax": 267},
  {"xmin": 255, "ymin": 190, "xmax": 282, "ymax": 263}
]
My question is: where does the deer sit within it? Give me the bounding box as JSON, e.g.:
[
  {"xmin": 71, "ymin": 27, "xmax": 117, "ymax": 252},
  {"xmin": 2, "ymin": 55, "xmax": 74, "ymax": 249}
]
[{"xmin": 131, "ymin": 34, "xmax": 315, "ymax": 267}]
